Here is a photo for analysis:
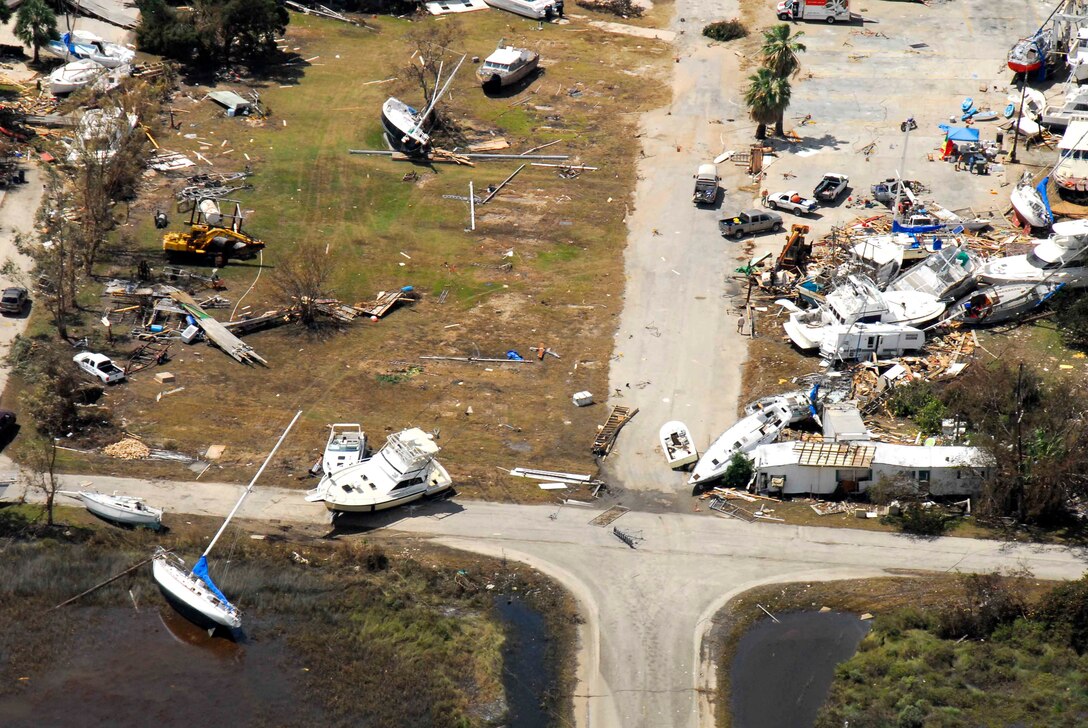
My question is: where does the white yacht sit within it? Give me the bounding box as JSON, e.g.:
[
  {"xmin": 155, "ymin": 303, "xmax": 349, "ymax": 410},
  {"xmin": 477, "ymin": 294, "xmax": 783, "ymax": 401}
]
[
  {"xmin": 849, "ymin": 233, "xmax": 954, "ymax": 284},
  {"xmin": 886, "ymin": 244, "xmax": 981, "ymax": 302},
  {"xmin": 976, "ymin": 220, "xmax": 1088, "ymax": 288},
  {"xmin": 744, "ymin": 389, "xmax": 817, "ymax": 425},
  {"xmin": 1069, "ymin": 27, "xmax": 1088, "ymax": 83},
  {"xmin": 689, "ymin": 405, "xmax": 791, "ymax": 486},
  {"xmin": 323, "ymin": 423, "xmax": 367, "ymax": 475},
  {"xmin": 784, "ymin": 275, "xmax": 944, "ymax": 351},
  {"xmin": 1041, "ymin": 85, "xmax": 1088, "ymax": 129},
  {"xmin": 306, "ymin": 428, "xmax": 452, "ymax": 512},
  {"xmin": 1054, "ymin": 117, "xmax": 1088, "ymax": 192}
]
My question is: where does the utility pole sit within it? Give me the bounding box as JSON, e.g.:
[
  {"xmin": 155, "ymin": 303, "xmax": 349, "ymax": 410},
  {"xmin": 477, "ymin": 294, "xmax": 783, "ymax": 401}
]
[
  {"xmin": 1009, "ymin": 83, "xmax": 1027, "ymax": 164},
  {"xmin": 1014, "ymin": 361, "xmax": 1025, "ymax": 521},
  {"xmin": 892, "ymin": 117, "xmax": 917, "ymax": 224}
]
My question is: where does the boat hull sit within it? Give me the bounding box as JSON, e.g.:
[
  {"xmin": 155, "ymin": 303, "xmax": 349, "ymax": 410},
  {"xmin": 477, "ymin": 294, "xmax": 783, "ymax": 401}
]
[
  {"xmin": 659, "ymin": 420, "xmax": 698, "ymax": 469},
  {"xmin": 1010, "ymin": 184, "xmax": 1052, "ymax": 228},
  {"xmin": 477, "ymin": 56, "xmax": 539, "ymax": 89},
  {"xmin": 79, "ymin": 493, "xmax": 162, "ymax": 528},
  {"xmin": 152, "ymin": 555, "xmax": 241, "ymax": 631},
  {"xmin": 381, "ymin": 99, "xmax": 428, "ymax": 155},
  {"xmin": 689, "ymin": 408, "xmax": 789, "ymax": 485}
]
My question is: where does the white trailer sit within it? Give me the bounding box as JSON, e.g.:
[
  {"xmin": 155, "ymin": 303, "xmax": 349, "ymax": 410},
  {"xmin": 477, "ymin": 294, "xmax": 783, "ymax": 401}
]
[{"xmin": 776, "ymin": 0, "xmax": 851, "ymax": 23}]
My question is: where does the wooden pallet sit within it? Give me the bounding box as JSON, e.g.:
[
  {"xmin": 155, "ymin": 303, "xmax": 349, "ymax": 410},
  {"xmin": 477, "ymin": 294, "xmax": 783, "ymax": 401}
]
[
  {"xmin": 592, "ymin": 406, "xmax": 638, "ymax": 456},
  {"xmin": 589, "ymin": 505, "xmax": 629, "ymax": 527}
]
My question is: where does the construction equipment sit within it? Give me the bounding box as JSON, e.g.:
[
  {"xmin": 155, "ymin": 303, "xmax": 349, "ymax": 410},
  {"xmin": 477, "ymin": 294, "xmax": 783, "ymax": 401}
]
[
  {"xmin": 162, "ymin": 197, "xmax": 264, "ymax": 267},
  {"xmin": 776, "ymin": 224, "xmax": 812, "ymax": 271}
]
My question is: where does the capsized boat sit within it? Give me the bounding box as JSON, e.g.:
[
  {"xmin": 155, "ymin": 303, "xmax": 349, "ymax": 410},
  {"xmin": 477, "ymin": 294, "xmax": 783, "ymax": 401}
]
[
  {"xmin": 659, "ymin": 421, "xmax": 698, "ymax": 469},
  {"xmin": 484, "ymin": 0, "xmax": 559, "ymax": 19},
  {"xmin": 49, "ymin": 59, "xmax": 105, "ymax": 95},
  {"xmin": 153, "ymin": 410, "xmax": 302, "ymax": 633},
  {"xmin": 381, "ymin": 54, "xmax": 467, "ymax": 156},
  {"xmin": 1010, "ymin": 173, "xmax": 1054, "ymax": 228},
  {"xmin": 976, "ymin": 220, "xmax": 1088, "ymax": 288},
  {"xmin": 886, "ymin": 244, "xmax": 981, "ymax": 302},
  {"xmin": 1008, "ymin": 28, "xmax": 1052, "ymax": 74},
  {"xmin": 58, "ymin": 490, "xmax": 163, "ymax": 529},
  {"xmin": 323, "ymin": 423, "xmax": 367, "ymax": 475},
  {"xmin": 689, "ymin": 405, "xmax": 791, "ymax": 486},
  {"xmin": 953, "ymin": 282, "xmax": 1063, "ymax": 325},
  {"xmin": 305, "ymin": 427, "xmax": 453, "ymax": 512},
  {"xmin": 477, "ymin": 42, "xmax": 539, "ymax": 90}
]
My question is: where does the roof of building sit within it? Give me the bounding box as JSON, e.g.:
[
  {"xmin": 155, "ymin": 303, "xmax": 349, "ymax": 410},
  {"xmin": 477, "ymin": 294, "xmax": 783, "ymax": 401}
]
[
  {"xmin": 795, "ymin": 440, "xmax": 876, "ymax": 468},
  {"xmin": 872, "ymin": 443, "xmax": 990, "ymax": 469},
  {"xmin": 752, "ymin": 442, "xmax": 801, "ymax": 468}
]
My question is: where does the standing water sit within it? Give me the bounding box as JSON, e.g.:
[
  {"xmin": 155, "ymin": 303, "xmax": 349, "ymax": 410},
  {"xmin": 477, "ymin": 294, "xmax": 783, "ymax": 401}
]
[
  {"xmin": 494, "ymin": 595, "xmax": 556, "ymax": 728},
  {"xmin": 730, "ymin": 611, "xmax": 871, "ymax": 728}
]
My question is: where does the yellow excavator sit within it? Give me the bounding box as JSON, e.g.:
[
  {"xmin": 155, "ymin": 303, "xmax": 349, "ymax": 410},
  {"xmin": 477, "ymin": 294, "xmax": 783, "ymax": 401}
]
[{"xmin": 162, "ymin": 198, "xmax": 265, "ymax": 267}]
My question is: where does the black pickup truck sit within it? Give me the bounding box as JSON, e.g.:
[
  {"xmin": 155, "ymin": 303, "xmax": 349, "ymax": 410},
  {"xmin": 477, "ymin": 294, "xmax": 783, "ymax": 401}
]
[{"xmin": 813, "ymin": 173, "xmax": 849, "ymax": 202}]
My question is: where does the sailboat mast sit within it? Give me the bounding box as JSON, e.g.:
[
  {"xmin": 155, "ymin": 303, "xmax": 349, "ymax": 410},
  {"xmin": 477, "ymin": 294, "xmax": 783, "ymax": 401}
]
[
  {"xmin": 200, "ymin": 410, "xmax": 303, "ymax": 560},
  {"xmin": 420, "ymin": 53, "xmax": 467, "ymax": 124}
]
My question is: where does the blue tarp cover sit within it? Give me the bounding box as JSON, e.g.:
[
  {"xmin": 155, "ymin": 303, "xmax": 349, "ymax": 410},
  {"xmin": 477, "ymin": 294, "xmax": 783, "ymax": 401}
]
[
  {"xmin": 1036, "ymin": 176, "xmax": 1054, "ymax": 218},
  {"xmin": 192, "ymin": 556, "xmax": 235, "ymax": 609},
  {"xmin": 891, "ymin": 221, "xmax": 945, "ymax": 234},
  {"xmin": 938, "ymin": 125, "xmax": 980, "ymax": 143}
]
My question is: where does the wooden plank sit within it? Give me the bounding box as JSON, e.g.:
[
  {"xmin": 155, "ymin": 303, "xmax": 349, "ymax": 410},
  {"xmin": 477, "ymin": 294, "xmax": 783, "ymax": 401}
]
[{"xmin": 169, "ymin": 291, "xmax": 268, "ymax": 366}]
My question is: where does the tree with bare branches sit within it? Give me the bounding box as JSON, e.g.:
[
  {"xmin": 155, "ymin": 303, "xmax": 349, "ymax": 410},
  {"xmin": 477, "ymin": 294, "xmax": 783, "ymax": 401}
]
[
  {"xmin": 31, "ymin": 171, "xmax": 83, "ymax": 341},
  {"xmin": 23, "ymin": 437, "xmax": 61, "ymax": 526},
  {"xmin": 400, "ymin": 19, "xmax": 465, "ymax": 131},
  {"xmin": 272, "ymin": 239, "xmax": 335, "ymax": 329}
]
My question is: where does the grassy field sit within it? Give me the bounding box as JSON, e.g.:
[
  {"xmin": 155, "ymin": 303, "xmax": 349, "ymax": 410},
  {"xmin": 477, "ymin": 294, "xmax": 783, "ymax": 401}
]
[
  {"xmin": 4, "ymin": 11, "xmax": 671, "ymax": 499},
  {"xmin": 0, "ymin": 504, "xmax": 578, "ymax": 725}
]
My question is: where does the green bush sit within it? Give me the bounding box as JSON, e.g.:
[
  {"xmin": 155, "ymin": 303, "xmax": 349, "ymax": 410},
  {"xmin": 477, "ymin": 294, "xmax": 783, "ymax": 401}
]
[
  {"xmin": 722, "ymin": 452, "xmax": 755, "ymax": 489},
  {"xmin": 703, "ymin": 19, "xmax": 748, "ymax": 42},
  {"xmin": 1054, "ymin": 290, "xmax": 1088, "ymax": 350},
  {"xmin": 884, "ymin": 503, "xmax": 951, "ymax": 537},
  {"xmin": 889, "ymin": 381, "xmax": 947, "ymax": 435}
]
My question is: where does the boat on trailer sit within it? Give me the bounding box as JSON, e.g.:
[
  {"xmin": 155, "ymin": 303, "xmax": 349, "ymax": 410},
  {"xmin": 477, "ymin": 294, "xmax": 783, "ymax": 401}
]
[
  {"xmin": 323, "ymin": 423, "xmax": 366, "ymax": 475},
  {"xmin": 59, "ymin": 490, "xmax": 163, "ymax": 529},
  {"xmin": 659, "ymin": 421, "xmax": 698, "ymax": 469},
  {"xmin": 152, "ymin": 410, "xmax": 302, "ymax": 634},
  {"xmin": 305, "ymin": 427, "xmax": 453, "ymax": 512}
]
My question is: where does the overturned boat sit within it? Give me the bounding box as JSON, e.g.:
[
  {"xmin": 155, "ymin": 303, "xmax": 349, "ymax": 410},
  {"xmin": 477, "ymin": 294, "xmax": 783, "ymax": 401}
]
[
  {"xmin": 305, "ymin": 427, "xmax": 452, "ymax": 512},
  {"xmin": 952, "ymin": 282, "xmax": 1063, "ymax": 325},
  {"xmin": 744, "ymin": 388, "xmax": 818, "ymax": 425},
  {"xmin": 689, "ymin": 405, "xmax": 791, "ymax": 486},
  {"xmin": 59, "ymin": 490, "xmax": 163, "ymax": 529},
  {"xmin": 1010, "ymin": 173, "xmax": 1054, "ymax": 228},
  {"xmin": 477, "ymin": 42, "xmax": 539, "ymax": 90},
  {"xmin": 659, "ymin": 421, "xmax": 698, "ymax": 470},
  {"xmin": 977, "ymin": 220, "xmax": 1088, "ymax": 288}
]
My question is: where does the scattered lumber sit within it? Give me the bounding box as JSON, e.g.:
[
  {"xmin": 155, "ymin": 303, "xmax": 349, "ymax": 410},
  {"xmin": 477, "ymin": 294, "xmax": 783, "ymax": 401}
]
[{"xmin": 592, "ymin": 406, "xmax": 638, "ymax": 456}]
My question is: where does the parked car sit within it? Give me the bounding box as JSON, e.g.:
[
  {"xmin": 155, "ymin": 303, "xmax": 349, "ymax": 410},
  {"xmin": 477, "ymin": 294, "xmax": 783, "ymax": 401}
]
[
  {"xmin": 0, "ymin": 409, "xmax": 16, "ymax": 439},
  {"xmin": 719, "ymin": 209, "xmax": 783, "ymax": 239},
  {"xmin": 813, "ymin": 173, "xmax": 849, "ymax": 202},
  {"xmin": 766, "ymin": 191, "xmax": 819, "ymax": 215},
  {"xmin": 692, "ymin": 163, "xmax": 720, "ymax": 205},
  {"xmin": 0, "ymin": 287, "xmax": 27, "ymax": 315},
  {"xmin": 74, "ymin": 352, "xmax": 126, "ymax": 384}
]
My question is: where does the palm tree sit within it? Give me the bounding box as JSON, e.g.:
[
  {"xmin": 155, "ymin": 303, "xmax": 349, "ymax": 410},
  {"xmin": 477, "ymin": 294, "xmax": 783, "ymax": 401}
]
[
  {"xmin": 761, "ymin": 23, "xmax": 806, "ymax": 79},
  {"xmin": 744, "ymin": 68, "xmax": 792, "ymax": 139},
  {"xmin": 14, "ymin": 0, "xmax": 59, "ymax": 64}
]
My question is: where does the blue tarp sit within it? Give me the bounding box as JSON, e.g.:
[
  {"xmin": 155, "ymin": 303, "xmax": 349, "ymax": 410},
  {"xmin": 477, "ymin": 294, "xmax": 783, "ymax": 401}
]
[
  {"xmin": 1036, "ymin": 176, "xmax": 1054, "ymax": 219},
  {"xmin": 891, "ymin": 220, "xmax": 945, "ymax": 234},
  {"xmin": 191, "ymin": 556, "xmax": 235, "ymax": 609},
  {"xmin": 938, "ymin": 125, "xmax": 980, "ymax": 143}
]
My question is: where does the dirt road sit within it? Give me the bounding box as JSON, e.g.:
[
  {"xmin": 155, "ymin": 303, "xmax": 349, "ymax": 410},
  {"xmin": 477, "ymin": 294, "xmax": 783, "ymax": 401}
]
[{"xmin": 0, "ymin": 167, "xmax": 44, "ymax": 397}]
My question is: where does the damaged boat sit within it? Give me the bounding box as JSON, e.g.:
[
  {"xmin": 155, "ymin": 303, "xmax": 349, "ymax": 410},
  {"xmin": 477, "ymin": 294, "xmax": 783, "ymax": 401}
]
[
  {"xmin": 1010, "ymin": 173, "xmax": 1054, "ymax": 228},
  {"xmin": 477, "ymin": 42, "xmax": 539, "ymax": 90},
  {"xmin": 49, "ymin": 59, "xmax": 106, "ymax": 95},
  {"xmin": 59, "ymin": 490, "xmax": 163, "ymax": 529},
  {"xmin": 744, "ymin": 387, "xmax": 819, "ymax": 425},
  {"xmin": 45, "ymin": 30, "xmax": 134, "ymax": 69},
  {"xmin": 1008, "ymin": 28, "xmax": 1053, "ymax": 74},
  {"xmin": 323, "ymin": 423, "xmax": 367, "ymax": 475},
  {"xmin": 689, "ymin": 404, "xmax": 791, "ymax": 486},
  {"xmin": 1054, "ymin": 117, "xmax": 1088, "ymax": 193},
  {"xmin": 484, "ymin": 0, "xmax": 560, "ymax": 20},
  {"xmin": 305, "ymin": 427, "xmax": 452, "ymax": 512},
  {"xmin": 977, "ymin": 220, "xmax": 1088, "ymax": 288},
  {"xmin": 886, "ymin": 244, "xmax": 981, "ymax": 302},
  {"xmin": 659, "ymin": 421, "xmax": 698, "ymax": 469},
  {"xmin": 381, "ymin": 54, "xmax": 466, "ymax": 156},
  {"xmin": 952, "ymin": 282, "xmax": 1064, "ymax": 325}
]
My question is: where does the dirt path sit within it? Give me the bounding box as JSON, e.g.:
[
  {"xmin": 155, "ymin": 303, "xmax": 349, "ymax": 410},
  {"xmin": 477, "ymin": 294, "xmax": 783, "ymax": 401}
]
[
  {"xmin": 606, "ymin": 0, "xmax": 754, "ymax": 504},
  {"xmin": 0, "ymin": 166, "xmax": 45, "ymax": 398}
]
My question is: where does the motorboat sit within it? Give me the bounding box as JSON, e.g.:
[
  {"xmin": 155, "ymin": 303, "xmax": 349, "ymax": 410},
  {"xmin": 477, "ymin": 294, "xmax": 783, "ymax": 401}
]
[
  {"xmin": 381, "ymin": 54, "xmax": 466, "ymax": 156},
  {"xmin": 784, "ymin": 275, "xmax": 945, "ymax": 351},
  {"xmin": 689, "ymin": 405, "xmax": 791, "ymax": 486},
  {"xmin": 477, "ymin": 42, "xmax": 539, "ymax": 90},
  {"xmin": 58, "ymin": 490, "xmax": 163, "ymax": 529},
  {"xmin": 305, "ymin": 427, "xmax": 453, "ymax": 512},
  {"xmin": 323, "ymin": 423, "xmax": 367, "ymax": 475},
  {"xmin": 68, "ymin": 30, "xmax": 135, "ymax": 68},
  {"xmin": 1054, "ymin": 117, "xmax": 1088, "ymax": 192},
  {"xmin": 886, "ymin": 244, "xmax": 981, "ymax": 302},
  {"xmin": 49, "ymin": 59, "xmax": 105, "ymax": 95},
  {"xmin": 1041, "ymin": 85, "xmax": 1088, "ymax": 129},
  {"xmin": 153, "ymin": 411, "xmax": 302, "ymax": 633},
  {"xmin": 744, "ymin": 388, "xmax": 817, "ymax": 425},
  {"xmin": 1010, "ymin": 174, "xmax": 1054, "ymax": 228},
  {"xmin": 1008, "ymin": 28, "xmax": 1052, "ymax": 74},
  {"xmin": 976, "ymin": 220, "xmax": 1088, "ymax": 288},
  {"xmin": 659, "ymin": 421, "xmax": 698, "ymax": 469},
  {"xmin": 952, "ymin": 282, "xmax": 1063, "ymax": 325},
  {"xmin": 484, "ymin": 0, "xmax": 559, "ymax": 20},
  {"xmin": 849, "ymin": 233, "xmax": 953, "ymax": 284},
  {"xmin": 1069, "ymin": 28, "xmax": 1088, "ymax": 83}
]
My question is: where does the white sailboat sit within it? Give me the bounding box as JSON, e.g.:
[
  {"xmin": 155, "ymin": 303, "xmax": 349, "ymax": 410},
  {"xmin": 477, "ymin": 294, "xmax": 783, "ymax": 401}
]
[
  {"xmin": 49, "ymin": 59, "xmax": 106, "ymax": 95},
  {"xmin": 689, "ymin": 405, "xmax": 791, "ymax": 486},
  {"xmin": 152, "ymin": 410, "xmax": 302, "ymax": 633},
  {"xmin": 58, "ymin": 490, "xmax": 163, "ymax": 529},
  {"xmin": 381, "ymin": 54, "xmax": 467, "ymax": 156}
]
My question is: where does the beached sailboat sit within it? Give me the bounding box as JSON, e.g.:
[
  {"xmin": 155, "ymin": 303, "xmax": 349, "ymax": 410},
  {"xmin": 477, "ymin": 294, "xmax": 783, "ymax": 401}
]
[
  {"xmin": 45, "ymin": 31, "xmax": 134, "ymax": 68},
  {"xmin": 59, "ymin": 490, "xmax": 163, "ymax": 529},
  {"xmin": 152, "ymin": 410, "xmax": 302, "ymax": 633},
  {"xmin": 659, "ymin": 421, "xmax": 698, "ymax": 469},
  {"xmin": 323, "ymin": 423, "xmax": 367, "ymax": 475},
  {"xmin": 305, "ymin": 427, "xmax": 453, "ymax": 512},
  {"xmin": 49, "ymin": 59, "xmax": 106, "ymax": 95},
  {"xmin": 381, "ymin": 54, "xmax": 467, "ymax": 156},
  {"xmin": 1008, "ymin": 28, "xmax": 1052, "ymax": 74},
  {"xmin": 689, "ymin": 405, "xmax": 791, "ymax": 486},
  {"xmin": 952, "ymin": 282, "xmax": 1063, "ymax": 325},
  {"xmin": 1010, "ymin": 173, "xmax": 1054, "ymax": 228}
]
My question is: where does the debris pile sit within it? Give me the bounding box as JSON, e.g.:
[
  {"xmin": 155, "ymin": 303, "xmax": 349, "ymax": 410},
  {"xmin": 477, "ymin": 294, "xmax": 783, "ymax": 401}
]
[{"xmin": 104, "ymin": 438, "xmax": 151, "ymax": 460}]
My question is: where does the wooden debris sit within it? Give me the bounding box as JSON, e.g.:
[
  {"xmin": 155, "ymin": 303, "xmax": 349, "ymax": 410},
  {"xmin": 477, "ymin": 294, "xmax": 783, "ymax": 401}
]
[
  {"xmin": 103, "ymin": 439, "xmax": 151, "ymax": 460},
  {"xmin": 468, "ymin": 137, "xmax": 510, "ymax": 152},
  {"xmin": 592, "ymin": 405, "xmax": 638, "ymax": 456}
]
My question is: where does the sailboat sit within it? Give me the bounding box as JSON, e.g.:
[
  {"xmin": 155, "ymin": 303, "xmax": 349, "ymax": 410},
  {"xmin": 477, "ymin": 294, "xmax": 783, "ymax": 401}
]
[
  {"xmin": 152, "ymin": 410, "xmax": 302, "ymax": 633},
  {"xmin": 380, "ymin": 54, "xmax": 467, "ymax": 156}
]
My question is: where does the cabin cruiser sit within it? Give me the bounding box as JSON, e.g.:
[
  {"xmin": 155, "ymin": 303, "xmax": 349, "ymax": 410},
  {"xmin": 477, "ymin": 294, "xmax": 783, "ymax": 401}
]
[
  {"xmin": 1069, "ymin": 28, "xmax": 1088, "ymax": 84},
  {"xmin": 659, "ymin": 421, "xmax": 698, "ymax": 470},
  {"xmin": 1054, "ymin": 117, "xmax": 1088, "ymax": 192},
  {"xmin": 1041, "ymin": 85, "xmax": 1088, "ymax": 129},
  {"xmin": 744, "ymin": 388, "xmax": 818, "ymax": 425},
  {"xmin": 689, "ymin": 404, "xmax": 791, "ymax": 486},
  {"xmin": 849, "ymin": 232, "xmax": 961, "ymax": 284},
  {"xmin": 305, "ymin": 428, "xmax": 452, "ymax": 512},
  {"xmin": 322, "ymin": 423, "xmax": 367, "ymax": 475},
  {"xmin": 477, "ymin": 43, "xmax": 539, "ymax": 90},
  {"xmin": 784, "ymin": 275, "xmax": 944, "ymax": 351},
  {"xmin": 976, "ymin": 220, "xmax": 1088, "ymax": 288},
  {"xmin": 886, "ymin": 244, "xmax": 981, "ymax": 302}
]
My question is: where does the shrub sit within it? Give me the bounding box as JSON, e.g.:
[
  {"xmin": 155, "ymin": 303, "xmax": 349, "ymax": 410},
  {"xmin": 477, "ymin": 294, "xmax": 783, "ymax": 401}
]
[
  {"xmin": 884, "ymin": 503, "xmax": 951, "ymax": 537},
  {"xmin": 576, "ymin": 0, "xmax": 645, "ymax": 18},
  {"xmin": 1054, "ymin": 290, "xmax": 1088, "ymax": 350},
  {"xmin": 937, "ymin": 573, "xmax": 1026, "ymax": 640},
  {"xmin": 722, "ymin": 452, "xmax": 755, "ymax": 489},
  {"xmin": 890, "ymin": 381, "xmax": 946, "ymax": 435},
  {"xmin": 1035, "ymin": 575, "xmax": 1088, "ymax": 654},
  {"xmin": 703, "ymin": 19, "xmax": 748, "ymax": 42}
]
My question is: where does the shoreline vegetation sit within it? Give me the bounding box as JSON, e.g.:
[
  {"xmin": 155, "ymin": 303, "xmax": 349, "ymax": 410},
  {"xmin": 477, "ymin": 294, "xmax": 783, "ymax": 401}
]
[{"xmin": 0, "ymin": 505, "xmax": 578, "ymax": 727}]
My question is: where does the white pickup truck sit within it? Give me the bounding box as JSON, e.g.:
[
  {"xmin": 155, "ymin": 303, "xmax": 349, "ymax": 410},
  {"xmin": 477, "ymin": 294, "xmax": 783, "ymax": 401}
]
[{"xmin": 74, "ymin": 352, "xmax": 126, "ymax": 384}]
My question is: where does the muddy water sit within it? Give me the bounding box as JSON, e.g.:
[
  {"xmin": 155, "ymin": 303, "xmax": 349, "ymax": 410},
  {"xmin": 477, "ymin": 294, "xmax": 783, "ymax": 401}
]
[
  {"xmin": 0, "ymin": 608, "xmax": 325, "ymax": 728},
  {"xmin": 494, "ymin": 595, "xmax": 555, "ymax": 728},
  {"xmin": 730, "ymin": 611, "xmax": 871, "ymax": 728}
]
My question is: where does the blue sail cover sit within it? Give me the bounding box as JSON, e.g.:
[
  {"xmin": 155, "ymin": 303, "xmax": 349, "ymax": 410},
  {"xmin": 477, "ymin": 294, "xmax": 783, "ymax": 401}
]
[
  {"xmin": 1036, "ymin": 176, "xmax": 1053, "ymax": 218},
  {"xmin": 191, "ymin": 556, "xmax": 235, "ymax": 609},
  {"xmin": 891, "ymin": 220, "xmax": 944, "ymax": 234}
]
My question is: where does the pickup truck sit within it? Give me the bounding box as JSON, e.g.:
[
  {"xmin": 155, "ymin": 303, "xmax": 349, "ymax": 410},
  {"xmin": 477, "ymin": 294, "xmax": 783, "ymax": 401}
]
[
  {"xmin": 766, "ymin": 191, "xmax": 819, "ymax": 215},
  {"xmin": 813, "ymin": 173, "xmax": 849, "ymax": 203},
  {"xmin": 719, "ymin": 209, "xmax": 783, "ymax": 239},
  {"xmin": 74, "ymin": 352, "xmax": 127, "ymax": 384},
  {"xmin": 692, "ymin": 163, "xmax": 720, "ymax": 205}
]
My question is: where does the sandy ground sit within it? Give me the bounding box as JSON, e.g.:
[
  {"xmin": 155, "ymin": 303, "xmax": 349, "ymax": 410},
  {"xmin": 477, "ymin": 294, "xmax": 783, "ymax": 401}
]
[
  {"xmin": 8, "ymin": 472, "xmax": 1088, "ymax": 727},
  {"xmin": 0, "ymin": 16, "xmax": 134, "ymax": 51},
  {"xmin": 0, "ymin": 166, "xmax": 44, "ymax": 398}
]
